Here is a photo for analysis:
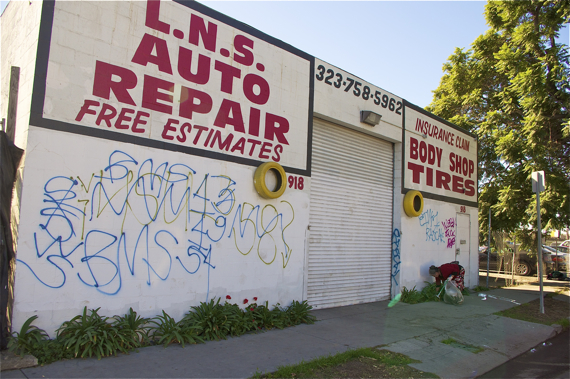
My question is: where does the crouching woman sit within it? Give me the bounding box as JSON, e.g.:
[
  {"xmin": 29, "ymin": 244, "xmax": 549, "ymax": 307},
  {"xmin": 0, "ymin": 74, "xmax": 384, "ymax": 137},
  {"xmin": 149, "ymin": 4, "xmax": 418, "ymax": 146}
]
[{"xmin": 429, "ymin": 262, "xmax": 465, "ymax": 291}]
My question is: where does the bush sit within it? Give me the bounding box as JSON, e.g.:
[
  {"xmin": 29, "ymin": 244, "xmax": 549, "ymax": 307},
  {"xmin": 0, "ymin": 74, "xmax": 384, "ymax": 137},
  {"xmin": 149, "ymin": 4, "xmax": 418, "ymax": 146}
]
[
  {"xmin": 9, "ymin": 298, "xmax": 317, "ymax": 364},
  {"xmin": 112, "ymin": 307, "xmax": 151, "ymax": 349},
  {"xmin": 400, "ymin": 282, "xmax": 443, "ymax": 304},
  {"xmin": 56, "ymin": 307, "xmax": 127, "ymax": 359},
  {"xmin": 149, "ymin": 311, "xmax": 203, "ymax": 347}
]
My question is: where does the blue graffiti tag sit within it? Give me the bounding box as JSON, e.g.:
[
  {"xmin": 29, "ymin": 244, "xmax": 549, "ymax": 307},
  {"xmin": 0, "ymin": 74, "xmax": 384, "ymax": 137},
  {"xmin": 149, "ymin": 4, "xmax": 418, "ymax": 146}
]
[
  {"xmin": 17, "ymin": 150, "xmax": 295, "ymax": 299},
  {"xmin": 391, "ymin": 228, "xmax": 401, "ymax": 286}
]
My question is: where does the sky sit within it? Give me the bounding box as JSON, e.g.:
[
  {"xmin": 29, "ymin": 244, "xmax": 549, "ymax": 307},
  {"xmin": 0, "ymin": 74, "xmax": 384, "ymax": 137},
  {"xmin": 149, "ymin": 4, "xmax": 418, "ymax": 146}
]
[{"xmin": 1, "ymin": 0, "xmax": 568, "ymax": 108}]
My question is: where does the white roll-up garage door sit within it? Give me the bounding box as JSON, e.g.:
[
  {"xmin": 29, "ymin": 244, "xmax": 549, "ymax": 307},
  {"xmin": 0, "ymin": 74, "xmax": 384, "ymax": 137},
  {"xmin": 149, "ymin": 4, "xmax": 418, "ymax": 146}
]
[{"xmin": 307, "ymin": 118, "xmax": 393, "ymax": 309}]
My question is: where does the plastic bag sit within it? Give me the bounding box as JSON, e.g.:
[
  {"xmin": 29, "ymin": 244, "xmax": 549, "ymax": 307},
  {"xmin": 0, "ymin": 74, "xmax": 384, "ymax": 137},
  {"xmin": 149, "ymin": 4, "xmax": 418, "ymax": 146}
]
[{"xmin": 443, "ymin": 280, "xmax": 464, "ymax": 305}]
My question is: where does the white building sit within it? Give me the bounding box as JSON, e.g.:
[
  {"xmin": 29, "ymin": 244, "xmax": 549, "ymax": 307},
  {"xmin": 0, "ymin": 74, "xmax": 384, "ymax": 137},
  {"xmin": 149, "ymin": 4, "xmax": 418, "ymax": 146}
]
[{"xmin": 1, "ymin": 0, "xmax": 479, "ymax": 335}]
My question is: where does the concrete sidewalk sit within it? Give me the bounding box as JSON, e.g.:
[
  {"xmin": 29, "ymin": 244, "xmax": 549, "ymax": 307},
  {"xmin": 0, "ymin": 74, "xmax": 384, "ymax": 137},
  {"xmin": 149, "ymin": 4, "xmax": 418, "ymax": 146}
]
[{"xmin": 2, "ymin": 284, "xmax": 568, "ymax": 379}]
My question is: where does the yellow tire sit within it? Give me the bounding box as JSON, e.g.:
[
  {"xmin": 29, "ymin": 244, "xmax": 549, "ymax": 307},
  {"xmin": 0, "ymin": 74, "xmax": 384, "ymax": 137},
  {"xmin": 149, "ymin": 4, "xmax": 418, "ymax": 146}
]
[
  {"xmin": 254, "ymin": 162, "xmax": 287, "ymax": 199},
  {"xmin": 403, "ymin": 190, "xmax": 424, "ymax": 217}
]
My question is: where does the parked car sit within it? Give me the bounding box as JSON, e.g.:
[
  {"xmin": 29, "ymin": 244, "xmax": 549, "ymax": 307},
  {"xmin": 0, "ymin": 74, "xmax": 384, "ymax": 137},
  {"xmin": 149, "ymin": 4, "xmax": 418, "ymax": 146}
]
[
  {"xmin": 478, "ymin": 246, "xmax": 536, "ymax": 276},
  {"xmin": 479, "ymin": 245, "xmax": 568, "ymax": 276},
  {"xmin": 542, "ymin": 245, "xmax": 569, "ymax": 272},
  {"xmin": 550, "ymin": 240, "xmax": 569, "ymax": 253}
]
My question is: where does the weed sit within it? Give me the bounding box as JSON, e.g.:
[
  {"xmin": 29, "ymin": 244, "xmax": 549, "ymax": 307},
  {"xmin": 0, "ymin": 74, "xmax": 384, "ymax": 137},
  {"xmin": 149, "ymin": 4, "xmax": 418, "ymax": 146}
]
[{"xmin": 473, "ymin": 285, "xmax": 490, "ymax": 292}]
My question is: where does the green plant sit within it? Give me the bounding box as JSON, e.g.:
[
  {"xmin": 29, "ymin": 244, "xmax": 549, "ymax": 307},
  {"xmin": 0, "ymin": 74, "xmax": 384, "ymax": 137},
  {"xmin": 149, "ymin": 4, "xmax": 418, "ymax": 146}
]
[
  {"xmin": 182, "ymin": 298, "xmax": 238, "ymax": 341},
  {"xmin": 112, "ymin": 307, "xmax": 151, "ymax": 349},
  {"xmin": 56, "ymin": 307, "xmax": 127, "ymax": 359},
  {"xmin": 400, "ymin": 286, "xmax": 423, "ymax": 304},
  {"xmin": 8, "ymin": 315, "xmax": 49, "ymax": 356},
  {"xmin": 286, "ymin": 300, "xmax": 316, "ymax": 325},
  {"xmin": 149, "ymin": 311, "xmax": 203, "ymax": 347},
  {"xmin": 473, "ymin": 285, "xmax": 490, "ymax": 292}
]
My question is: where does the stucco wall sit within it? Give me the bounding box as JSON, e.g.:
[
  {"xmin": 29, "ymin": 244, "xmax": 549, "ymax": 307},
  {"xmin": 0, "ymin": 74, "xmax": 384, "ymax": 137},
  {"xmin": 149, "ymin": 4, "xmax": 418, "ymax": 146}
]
[
  {"xmin": 11, "ymin": 0, "xmax": 312, "ymax": 335},
  {"xmin": 399, "ymin": 199, "xmax": 478, "ymax": 291}
]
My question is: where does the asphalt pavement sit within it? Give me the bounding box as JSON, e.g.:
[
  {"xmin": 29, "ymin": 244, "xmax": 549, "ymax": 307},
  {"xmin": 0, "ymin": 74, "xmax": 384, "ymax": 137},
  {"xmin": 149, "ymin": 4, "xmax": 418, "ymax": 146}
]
[{"xmin": 1, "ymin": 277, "xmax": 568, "ymax": 378}]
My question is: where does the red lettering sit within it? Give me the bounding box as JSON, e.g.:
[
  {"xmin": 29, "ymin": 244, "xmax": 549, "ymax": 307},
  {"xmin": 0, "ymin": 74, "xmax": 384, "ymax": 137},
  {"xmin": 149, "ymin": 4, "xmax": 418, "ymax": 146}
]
[
  {"xmin": 203, "ymin": 129, "xmax": 214, "ymax": 146},
  {"xmin": 428, "ymin": 144, "xmax": 436, "ymax": 165},
  {"xmin": 145, "ymin": 0, "xmax": 170, "ymax": 34},
  {"xmin": 132, "ymin": 111, "xmax": 149, "ymax": 133},
  {"xmin": 131, "ymin": 34, "xmax": 173, "ymax": 74},
  {"xmin": 259, "ymin": 142, "xmax": 272, "ymax": 159},
  {"xmin": 142, "ymin": 75, "xmax": 173, "ymax": 114},
  {"xmin": 233, "ymin": 35, "xmax": 254, "ymax": 66},
  {"xmin": 214, "ymin": 60, "xmax": 241, "ymax": 94},
  {"xmin": 436, "ymin": 170, "xmax": 451, "ymax": 190},
  {"xmin": 243, "ymin": 74, "xmax": 270, "ymax": 105},
  {"xmin": 407, "ymin": 162, "xmax": 424, "ymax": 184},
  {"xmin": 96, "ymin": 103, "xmax": 117, "ymax": 127},
  {"xmin": 452, "ymin": 175, "xmax": 464, "ymax": 193},
  {"xmin": 179, "ymin": 87, "xmax": 212, "ymax": 120},
  {"xmin": 214, "ymin": 99, "xmax": 245, "ymax": 133},
  {"xmin": 419, "ymin": 141, "xmax": 427, "ymax": 163},
  {"xmin": 115, "ymin": 108, "xmax": 134, "ymax": 129},
  {"xmin": 264, "ymin": 113, "xmax": 289, "ymax": 145},
  {"xmin": 192, "ymin": 125, "xmax": 208, "ymax": 145},
  {"xmin": 177, "ymin": 122, "xmax": 191, "ymax": 143},
  {"xmin": 231, "ymin": 137, "xmax": 246, "ymax": 154},
  {"xmin": 189, "ymin": 13, "xmax": 217, "ymax": 52},
  {"xmin": 410, "ymin": 137, "xmax": 418, "ymax": 160},
  {"xmin": 248, "ymin": 107, "xmax": 261, "ymax": 137},
  {"xmin": 469, "ymin": 160, "xmax": 475, "ymax": 178},
  {"xmin": 247, "ymin": 139, "xmax": 262, "ymax": 156},
  {"xmin": 75, "ymin": 100, "xmax": 99, "ymax": 122},
  {"xmin": 210, "ymin": 130, "xmax": 234, "ymax": 151},
  {"xmin": 93, "ymin": 61, "xmax": 137, "ymax": 106},
  {"xmin": 178, "ymin": 48, "xmax": 210, "ymax": 85},
  {"xmin": 464, "ymin": 180, "xmax": 475, "ymax": 196},
  {"xmin": 272, "ymin": 144, "xmax": 283, "ymax": 162},
  {"xmin": 162, "ymin": 118, "xmax": 178, "ymax": 140}
]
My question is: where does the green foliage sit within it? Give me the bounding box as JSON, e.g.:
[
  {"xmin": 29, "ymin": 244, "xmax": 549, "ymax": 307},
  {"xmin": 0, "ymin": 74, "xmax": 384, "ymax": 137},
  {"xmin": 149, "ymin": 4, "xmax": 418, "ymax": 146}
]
[
  {"xmin": 8, "ymin": 315, "xmax": 49, "ymax": 356},
  {"xmin": 285, "ymin": 300, "xmax": 316, "ymax": 325},
  {"xmin": 56, "ymin": 307, "xmax": 127, "ymax": 359},
  {"xmin": 8, "ymin": 316, "xmax": 74, "ymax": 365},
  {"xmin": 112, "ymin": 307, "xmax": 151, "ymax": 349},
  {"xmin": 182, "ymin": 298, "xmax": 238, "ymax": 341},
  {"xmin": 426, "ymin": 0, "xmax": 570, "ymax": 242},
  {"xmin": 149, "ymin": 311, "xmax": 203, "ymax": 347},
  {"xmin": 252, "ymin": 347, "xmax": 437, "ymax": 379},
  {"xmin": 400, "ymin": 282, "xmax": 442, "ymax": 304},
  {"xmin": 473, "ymin": 285, "xmax": 490, "ymax": 292},
  {"xmin": 8, "ymin": 298, "xmax": 316, "ymax": 365}
]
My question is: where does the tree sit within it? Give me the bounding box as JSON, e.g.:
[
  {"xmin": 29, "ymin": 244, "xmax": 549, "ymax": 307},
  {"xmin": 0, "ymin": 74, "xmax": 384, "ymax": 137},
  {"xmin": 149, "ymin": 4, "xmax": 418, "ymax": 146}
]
[{"xmin": 426, "ymin": 0, "xmax": 570, "ymax": 251}]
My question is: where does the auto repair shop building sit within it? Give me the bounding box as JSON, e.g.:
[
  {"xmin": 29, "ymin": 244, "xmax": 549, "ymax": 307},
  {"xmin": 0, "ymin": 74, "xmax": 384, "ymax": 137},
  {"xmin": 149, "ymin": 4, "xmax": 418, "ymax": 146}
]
[{"xmin": 1, "ymin": 0, "xmax": 478, "ymax": 335}]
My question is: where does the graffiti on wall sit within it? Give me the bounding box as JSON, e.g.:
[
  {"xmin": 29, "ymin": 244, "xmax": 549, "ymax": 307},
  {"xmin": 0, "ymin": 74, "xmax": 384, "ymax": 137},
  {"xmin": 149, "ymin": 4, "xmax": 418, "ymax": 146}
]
[
  {"xmin": 391, "ymin": 228, "xmax": 401, "ymax": 286},
  {"xmin": 17, "ymin": 150, "xmax": 295, "ymax": 297},
  {"xmin": 418, "ymin": 209, "xmax": 455, "ymax": 248}
]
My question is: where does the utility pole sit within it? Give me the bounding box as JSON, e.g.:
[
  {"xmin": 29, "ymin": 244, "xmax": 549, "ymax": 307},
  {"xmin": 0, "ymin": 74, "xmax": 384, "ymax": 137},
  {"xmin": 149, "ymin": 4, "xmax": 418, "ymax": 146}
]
[{"xmin": 532, "ymin": 171, "xmax": 545, "ymax": 314}]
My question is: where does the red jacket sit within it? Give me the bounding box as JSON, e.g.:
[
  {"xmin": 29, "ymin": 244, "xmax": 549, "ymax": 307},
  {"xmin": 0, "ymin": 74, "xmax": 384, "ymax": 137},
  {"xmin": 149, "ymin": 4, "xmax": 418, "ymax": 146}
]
[{"xmin": 436, "ymin": 263, "xmax": 461, "ymax": 285}]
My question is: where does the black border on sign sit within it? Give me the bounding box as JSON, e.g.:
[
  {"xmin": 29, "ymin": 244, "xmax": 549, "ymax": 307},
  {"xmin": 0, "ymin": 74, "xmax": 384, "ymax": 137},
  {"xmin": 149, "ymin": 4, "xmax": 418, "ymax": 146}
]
[
  {"xmin": 30, "ymin": 0, "xmax": 314, "ymax": 177},
  {"xmin": 401, "ymin": 100, "xmax": 478, "ymax": 208}
]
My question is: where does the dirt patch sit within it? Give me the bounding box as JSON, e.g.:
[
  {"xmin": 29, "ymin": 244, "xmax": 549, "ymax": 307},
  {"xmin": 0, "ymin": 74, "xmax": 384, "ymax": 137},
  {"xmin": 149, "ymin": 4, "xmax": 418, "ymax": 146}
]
[
  {"xmin": 495, "ymin": 296, "xmax": 570, "ymax": 327},
  {"xmin": 307, "ymin": 353, "xmax": 437, "ymax": 378},
  {"xmin": 258, "ymin": 349, "xmax": 438, "ymax": 378}
]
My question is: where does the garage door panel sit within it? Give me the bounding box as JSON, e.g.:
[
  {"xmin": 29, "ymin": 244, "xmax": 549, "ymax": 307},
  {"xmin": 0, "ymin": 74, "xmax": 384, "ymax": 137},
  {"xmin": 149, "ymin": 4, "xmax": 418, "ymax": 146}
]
[{"xmin": 308, "ymin": 118, "xmax": 393, "ymax": 309}]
